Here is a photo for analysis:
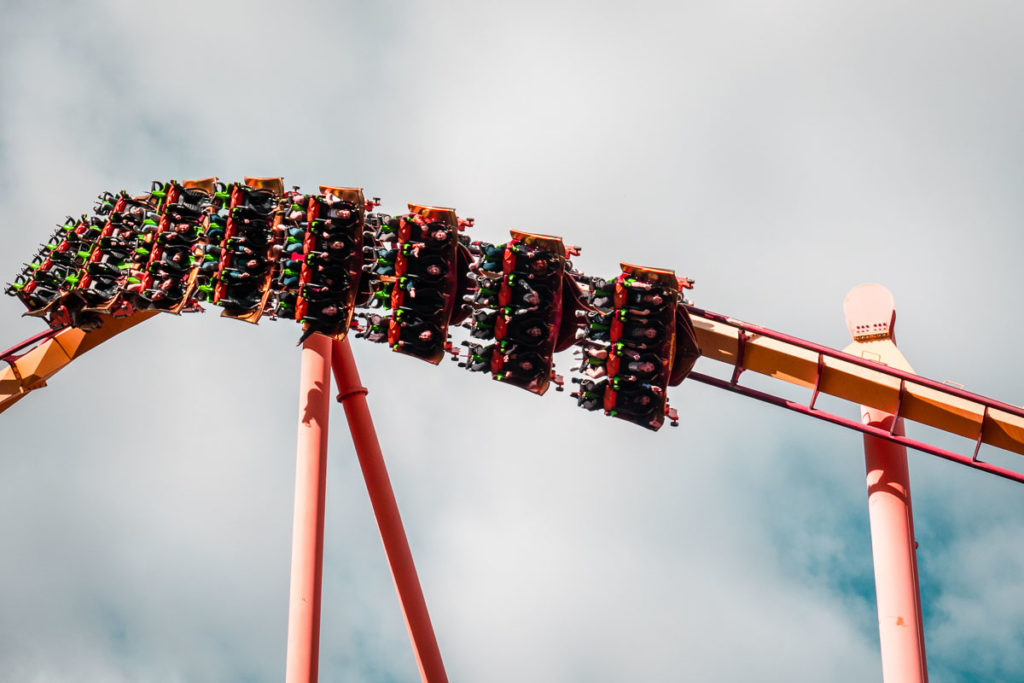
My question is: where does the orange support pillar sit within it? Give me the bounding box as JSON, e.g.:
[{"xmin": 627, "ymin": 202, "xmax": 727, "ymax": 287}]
[
  {"xmin": 331, "ymin": 338, "xmax": 449, "ymax": 683},
  {"xmin": 845, "ymin": 284, "xmax": 928, "ymax": 682},
  {"xmin": 285, "ymin": 333, "xmax": 333, "ymax": 683}
]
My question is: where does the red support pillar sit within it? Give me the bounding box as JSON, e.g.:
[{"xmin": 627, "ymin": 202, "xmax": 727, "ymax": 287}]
[
  {"xmin": 845, "ymin": 284, "xmax": 928, "ymax": 682},
  {"xmin": 331, "ymin": 338, "xmax": 449, "ymax": 683},
  {"xmin": 861, "ymin": 412, "xmax": 928, "ymax": 682},
  {"xmin": 285, "ymin": 333, "xmax": 333, "ymax": 683}
]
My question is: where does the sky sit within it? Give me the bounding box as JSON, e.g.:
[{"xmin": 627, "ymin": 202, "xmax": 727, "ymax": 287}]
[{"xmin": 1, "ymin": 0, "xmax": 1023, "ymax": 681}]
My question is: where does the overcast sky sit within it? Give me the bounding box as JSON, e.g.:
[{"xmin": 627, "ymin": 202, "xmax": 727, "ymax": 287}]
[{"xmin": 2, "ymin": 1, "xmax": 1023, "ymax": 681}]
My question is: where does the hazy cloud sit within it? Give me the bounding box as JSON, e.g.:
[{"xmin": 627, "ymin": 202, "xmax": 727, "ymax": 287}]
[{"xmin": 2, "ymin": 1, "xmax": 1023, "ymax": 680}]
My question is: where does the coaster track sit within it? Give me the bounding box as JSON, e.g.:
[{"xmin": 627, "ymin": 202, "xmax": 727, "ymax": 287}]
[{"xmin": 3, "ymin": 176, "xmax": 1023, "ymax": 484}]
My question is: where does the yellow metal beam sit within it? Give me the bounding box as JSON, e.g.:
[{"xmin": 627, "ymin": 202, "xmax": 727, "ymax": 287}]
[
  {"xmin": 689, "ymin": 313, "xmax": 1024, "ymax": 457},
  {"xmin": 0, "ymin": 312, "xmax": 157, "ymax": 414}
]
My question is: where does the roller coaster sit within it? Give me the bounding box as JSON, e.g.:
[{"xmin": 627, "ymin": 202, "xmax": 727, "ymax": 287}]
[{"xmin": 3, "ymin": 176, "xmax": 1022, "ymax": 682}]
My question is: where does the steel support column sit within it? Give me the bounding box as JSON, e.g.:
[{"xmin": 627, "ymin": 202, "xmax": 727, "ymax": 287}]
[
  {"xmin": 862, "ymin": 412, "xmax": 928, "ymax": 682},
  {"xmin": 845, "ymin": 284, "xmax": 928, "ymax": 682},
  {"xmin": 285, "ymin": 333, "xmax": 333, "ymax": 683},
  {"xmin": 331, "ymin": 337, "xmax": 449, "ymax": 683}
]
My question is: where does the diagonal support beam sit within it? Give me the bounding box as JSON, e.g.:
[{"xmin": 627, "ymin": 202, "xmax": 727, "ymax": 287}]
[{"xmin": 331, "ymin": 337, "xmax": 449, "ymax": 683}]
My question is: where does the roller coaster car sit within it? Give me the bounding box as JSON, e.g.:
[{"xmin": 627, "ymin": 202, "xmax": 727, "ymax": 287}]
[
  {"xmin": 210, "ymin": 183, "xmax": 246, "ymax": 306},
  {"xmin": 128, "ymin": 181, "xmax": 208, "ymax": 316},
  {"xmin": 270, "ymin": 192, "xmax": 311, "ymax": 319},
  {"xmin": 166, "ymin": 179, "xmax": 218, "ymax": 315},
  {"xmin": 79, "ymin": 195, "xmax": 133, "ymax": 313},
  {"xmin": 386, "ymin": 204, "xmax": 461, "ymax": 364},
  {"xmin": 490, "ymin": 231, "xmax": 570, "ymax": 395},
  {"xmin": 191, "ymin": 188, "xmax": 233, "ymax": 304},
  {"xmin": 600, "ymin": 263, "xmax": 682, "ymax": 431},
  {"xmin": 133, "ymin": 182, "xmax": 180, "ymax": 309},
  {"xmin": 294, "ymin": 186, "xmax": 366, "ymax": 340},
  {"xmin": 216, "ymin": 180, "xmax": 283, "ymax": 323}
]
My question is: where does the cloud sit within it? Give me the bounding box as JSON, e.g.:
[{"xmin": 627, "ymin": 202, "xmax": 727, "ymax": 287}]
[{"xmin": 2, "ymin": 0, "xmax": 1023, "ymax": 680}]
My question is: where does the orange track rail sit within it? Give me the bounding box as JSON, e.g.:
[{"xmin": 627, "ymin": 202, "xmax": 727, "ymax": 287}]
[{"xmin": 3, "ymin": 305, "xmax": 1023, "ymax": 473}]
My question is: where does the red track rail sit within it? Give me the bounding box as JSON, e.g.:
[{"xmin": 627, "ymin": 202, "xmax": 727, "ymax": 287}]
[
  {"xmin": 688, "ymin": 371, "xmax": 1024, "ymax": 485},
  {"xmin": 0, "ymin": 326, "xmax": 62, "ymax": 364}
]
